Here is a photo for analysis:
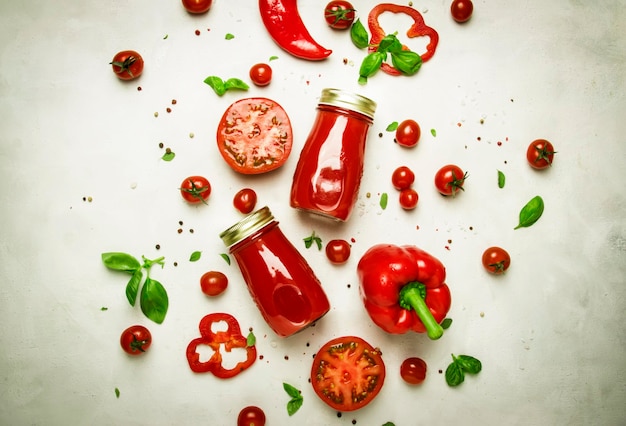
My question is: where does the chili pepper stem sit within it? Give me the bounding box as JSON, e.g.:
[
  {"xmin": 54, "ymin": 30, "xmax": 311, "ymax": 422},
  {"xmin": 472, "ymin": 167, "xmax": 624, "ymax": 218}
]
[{"xmin": 399, "ymin": 282, "xmax": 443, "ymax": 340}]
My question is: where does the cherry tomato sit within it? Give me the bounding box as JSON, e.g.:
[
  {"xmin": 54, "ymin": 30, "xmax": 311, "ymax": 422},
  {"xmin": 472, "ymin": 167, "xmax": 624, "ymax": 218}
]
[
  {"xmin": 237, "ymin": 406, "xmax": 266, "ymax": 426},
  {"xmin": 311, "ymin": 336, "xmax": 385, "ymax": 412},
  {"xmin": 324, "ymin": 1, "xmax": 356, "ymax": 30},
  {"xmin": 325, "ymin": 239, "xmax": 351, "ymax": 264},
  {"xmin": 434, "ymin": 164, "xmax": 467, "ymax": 196},
  {"xmin": 181, "ymin": 0, "xmax": 212, "ymax": 14},
  {"xmin": 217, "ymin": 97, "xmax": 293, "ymax": 174},
  {"xmin": 249, "ymin": 63, "xmax": 273, "ymax": 87},
  {"xmin": 451, "ymin": 0, "xmax": 473, "ymax": 23},
  {"xmin": 526, "ymin": 139, "xmax": 556, "ymax": 170},
  {"xmin": 400, "ymin": 357, "xmax": 427, "ymax": 385},
  {"xmin": 180, "ymin": 176, "xmax": 211, "ymax": 204},
  {"xmin": 233, "ymin": 188, "xmax": 258, "ymax": 214},
  {"xmin": 481, "ymin": 246, "xmax": 511, "ymax": 275},
  {"xmin": 391, "ymin": 166, "xmax": 415, "ymax": 191},
  {"xmin": 110, "ymin": 50, "xmax": 144, "ymax": 81},
  {"xmin": 399, "ymin": 188, "xmax": 419, "ymax": 210},
  {"xmin": 200, "ymin": 271, "xmax": 228, "ymax": 296},
  {"xmin": 395, "ymin": 119, "xmax": 421, "ymax": 148},
  {"xmin": 120, "ymin": 325, "xmax": 152, "ymax": 356}
]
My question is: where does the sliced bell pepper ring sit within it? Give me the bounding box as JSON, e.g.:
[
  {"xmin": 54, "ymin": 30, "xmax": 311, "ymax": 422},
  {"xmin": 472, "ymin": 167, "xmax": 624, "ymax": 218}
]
[
  {"xmin": 186, "ymin": 312, "xmax": 257, "ymax": 379},
  {"xmin": 357, "ymin": 244, "xmax": 451, "ymax": 340},
  {"xmin": 367, "ymin": 3, "xmax": 439, "ymax": 75}
]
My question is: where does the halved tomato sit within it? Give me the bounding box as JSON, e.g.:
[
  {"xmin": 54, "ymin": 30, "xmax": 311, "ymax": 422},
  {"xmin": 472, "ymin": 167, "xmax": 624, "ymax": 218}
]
[
  {"xmin": 310, "ymin": 336, "xmax": 385, "ymax": 412},
  {"xmin": 216, "ymin": 97, "xmax": 293, "ymax": 174}
]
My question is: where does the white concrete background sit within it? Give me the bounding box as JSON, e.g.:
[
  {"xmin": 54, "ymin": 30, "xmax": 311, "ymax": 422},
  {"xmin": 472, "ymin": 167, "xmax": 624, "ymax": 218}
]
[{"xmin": 0, "ymin": 1, "xmax": 624, "ymax": 425}]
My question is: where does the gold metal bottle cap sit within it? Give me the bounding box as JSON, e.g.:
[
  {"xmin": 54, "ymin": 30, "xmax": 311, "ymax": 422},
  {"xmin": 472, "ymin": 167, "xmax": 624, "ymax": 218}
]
[
  {"xmin": 219, "ymin": 206, "xmax": 275, "ymax": 247},
  {"xmin": 318, "ymin": 88, "xmax": 377, "ymax": 119}
]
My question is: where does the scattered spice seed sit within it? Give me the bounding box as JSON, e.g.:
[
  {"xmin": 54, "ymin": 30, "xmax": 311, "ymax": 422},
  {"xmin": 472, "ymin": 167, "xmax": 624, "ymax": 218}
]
[
  {"xmin": 178, "ymin": 229, "xmax": 183, "ymax": 234},
  {"xmin": 154, "ymin": 112, "xmax": 159, "ymax": 117},
  {"xmin": 137, "ymin": 86, "xmax": 142, "ymax": 91},
  {"xmin": 189, "ymin": 229, "xmax": 194, "ymax": 233},
  {"xmin": 166, "ymin": 107, "xmax": 172, "ymax": 113},
  {"xmin": 159, "ymin": 142, "xmax": 164, "ymax": 148},
  {"xmin": 179, "ymin": 220, "xmax": 183, "ymax": 226},
  {"xmin": 195, "ymin": 29, "xmax": 201, "ymax": 36},
  {"xmin": 189, "ymin": 132, "xmax": 195, "ymax": 138},
  {"xmin": 173, "ymin": 262, "xmax": 178, "ymax": 267},
  {"xmin": 171, "ymin": 99, "xmax": 177, "ymax": 105},
  {"xmin": 155, "ymin": 244, "xmax": 161, "ymax": 250}
]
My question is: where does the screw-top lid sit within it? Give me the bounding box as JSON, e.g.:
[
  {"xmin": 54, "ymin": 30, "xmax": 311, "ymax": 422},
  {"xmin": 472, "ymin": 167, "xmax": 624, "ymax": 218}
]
[
  {"xmin": 318, "ymin": 88, "xmax": 377, "ymax": 119},
  {"xmin": 219, "ymin": 206, "xmax": 275, "ymax": 247}
]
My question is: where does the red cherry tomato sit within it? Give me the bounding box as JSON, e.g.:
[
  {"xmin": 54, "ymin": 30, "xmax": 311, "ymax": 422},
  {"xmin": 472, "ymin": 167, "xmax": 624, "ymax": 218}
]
[
  {"xmin": 399, "ymin": 188, "xmax": 419, "ymax": 210},
  {"xmin": 217, "ymin": 98, "xmax": 293, "ymax": 174},
  {"xmin": 434, "ymin": 164, "xmax": 467, "ymax": 196},
  {"xmin": 526, "ymin": 139, "xmax": 556, "ymax": 170},
  {"xmin": 237, "ymin": 406, "xmax": 266, "ymax": 426},
  {"xmin": 400, "ymin": 357, "xmax": 427, "ymax": 384},
  {"xmin": 481, "ymin": 246, "xmax": 511, "ymax": 275},
  {"xmin": 180, "ymin": 176, "xmax": 211, "ymax": 204},
  {"xmin": 395, "ymin": 119, "xmax": 421, "ymax": 148},
  {"xmin": 200, "ymin": 271, "xmax": 228, "ymax": 296},
  {"xmin": 249, "ymin": 63, "xmax": 273, "ymax": 87},
  {"xmin": 120, "ymin": 325, "xmax": 152, "ymax": 355},
  {"xmin": 110, "ymin": 50, "xmax": 144, "ymax": 81},
  {"xmin": 311, "ymin": 336, "xmax": 385, "ymax": 412},
  {"xmin": 325, "ymin": 239, "xmax": 351, "ymax": 264},
  {"xmin": 451, "ymin": 0, "xmax": 473, "ymax": 23},
  {"xmin": 324, "ymin": 1, "xmax": 356, "ymax": 30},
  {"xmin": 391, "ymin": 166, "xmax": 415, "ymax": 191},
  {"xmin": 181, "ymin": 0, "xmax": 212, "ymax": 14},
  {"xmin": 233, "ymin": 188, "xmax": 258, "ymax": 214}
]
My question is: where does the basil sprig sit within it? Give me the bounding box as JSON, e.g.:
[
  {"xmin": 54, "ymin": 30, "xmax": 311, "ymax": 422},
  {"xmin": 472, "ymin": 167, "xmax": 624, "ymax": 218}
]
[
  {"xmin": 358, "ymin": 33, "xmax": 423, "ymax": 84},
  {"xmin": 203, "ymin": 76, "xmax": 249, "ymax": 96},
  {"xmin": 283, "ymin": 382, "xmax": 303, "ymax": 416},
  {"xmin": 515, "ymin": 195, "xmax": 544, "ymax": 229},
  {"xmin": 102, "ymin": 252, "xmax": 169, "ymax": 324},
  {"xmin": 445, "ymin": 354, "xmax": 482, "ymax": 387}
]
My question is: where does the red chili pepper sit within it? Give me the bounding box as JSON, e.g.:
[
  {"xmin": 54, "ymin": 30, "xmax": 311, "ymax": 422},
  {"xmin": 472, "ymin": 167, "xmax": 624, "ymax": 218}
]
[
  {"xmin": 357, "ymin": 244, "xmax": 451, "ymax": 340},
  {"xmin": 367, "ymin": 3, "xmax": 439, "ymax": 75},
  {"xmin": 259, "ymin": 0, "xmax": 332, "ymax": 61},
  {"xmin": 186, "ymin": 312, "xmax": 257, "ymax": 379}
]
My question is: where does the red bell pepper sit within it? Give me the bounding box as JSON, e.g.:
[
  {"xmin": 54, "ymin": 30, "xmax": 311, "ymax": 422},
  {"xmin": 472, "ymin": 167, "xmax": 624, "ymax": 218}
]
[
  {"xmin": 357, "ymin": 244, "xmax": 451, "ymax": 340},
  {"xmin": 367, "ymin": 3, "xmax": 439, "ymax": 75},
  {"xmin": 259, "ymin": 0, "xmax": 332, "ymax": 61},
  {"xmin": 186, "ymin": 312, "xmax": 257, "ymax": 379}
]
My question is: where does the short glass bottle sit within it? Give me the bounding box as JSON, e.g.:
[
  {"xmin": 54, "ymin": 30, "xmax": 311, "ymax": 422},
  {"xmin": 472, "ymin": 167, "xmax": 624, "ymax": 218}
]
[
  {"xmin": 290, "ymin": 88, "xmax": 377, "ymax": 221},
  {"xmin": 219, "ymin": 207, "xmax": 330, "ymax": 337}
]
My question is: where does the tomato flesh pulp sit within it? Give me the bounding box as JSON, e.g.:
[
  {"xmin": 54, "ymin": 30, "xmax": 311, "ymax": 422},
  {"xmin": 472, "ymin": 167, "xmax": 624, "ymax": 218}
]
[
  {"xmin": 311, "ymin": 336, "xmax": 385, "ymax": 412},
  {"xmin": 217, "ymin": 98, "xmax": 293, "ymax": 174}
]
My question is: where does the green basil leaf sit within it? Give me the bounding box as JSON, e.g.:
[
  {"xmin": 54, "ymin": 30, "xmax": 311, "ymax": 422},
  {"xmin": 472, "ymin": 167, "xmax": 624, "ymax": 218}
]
[
  {"xmin": 269, "ymin": 55, "xmax": 279, "ymax": 61},
  {"xmin": 498, "ymin": 170, "xmax": 506, "ymax": 188},
  {"xmin": 445, "ymin": 360, "xmax": 465, "ymax": 387},
  {"xmin": 358, "ymin": 52, "xmax": 386, "ymax": 84},
  {"xmin": 514, "ymin": 195, "xmax": 544, "ymax": 230},
  {"xmin": 283, "ymin": 382, "xmax": 301, "ymax": 399},
  {"xmin": 161, "ymin": 151, "xmax": 175, "ymax": 161},
  {"xmin": 115, "ymin": 387, "xmax": 120, "ymax": 398},
  {"xmin": 287, "ymin": 397, "xmax": 303, "ymax": 416},
  {"xmin": 390, "ymin": 50, "xmax": 422, "ymax": 75},
  {"xmin": 246, "ymin": 331, "xmax": 256, "ymax": 347},
  {"xmin": 430, "ymin": 128, "xmax": 437, "ymax": 137},
  {"xmin": 101, "ymin": 252, "xmax": 140, "ymax": 273},
  {"xmin": 140, "ymin": 277, "xmax": 169, "ymax": 324},
  {"xmin": 225, "ymin": 33, "xmax": 235, "ymax": 40},
  {"xmin": 224, "ymin": 78, "xmax": 249, "ymax": 91},
  {"xmin": 380, "ymin": 192, "xmax": 388, "ymax": 210},
  {"xmin": 203, "ymin": 76, "xmax": 226, "ymax": 96},
  {"xmin": 220, "ymin": 253, "xmax": 231, "ymax": 265},
  {"xmin": 125, "ymin": 269, "xmax": 143, "ymax": 306},
  {"xmin": 382, "ymin": 423, "xmax": 396, "ymax": 426},
  {"xmin": 455, "ymin": 355, "xmax": 482, "ymax": 375},
  {"xmin": 350, "ymin": 18, "xmax": 369, "ymax": 49},
  {"xmin": 189, "ymin": 251, "xmax": 202, "ymax": 262},
  {"xmin": 386, "ymin": 121, "xmax": 399, "ymax": 132},
  {"xmin": 377, "ymin": 33, "xmax": 402, "ymax": 53},
  {"xmin": 441, "ymin": 318, "xmax": 453, "ymax": 330}
]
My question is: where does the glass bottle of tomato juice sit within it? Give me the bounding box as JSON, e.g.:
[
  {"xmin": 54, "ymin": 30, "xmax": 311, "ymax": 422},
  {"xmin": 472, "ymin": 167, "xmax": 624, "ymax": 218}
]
[
  {"xmin": 220, "ymin": 207, "xmax": 330, "ymax": 337},
  {"xmin": 290, "ymin": 88, "xmax": 377, "ymax": 221}
]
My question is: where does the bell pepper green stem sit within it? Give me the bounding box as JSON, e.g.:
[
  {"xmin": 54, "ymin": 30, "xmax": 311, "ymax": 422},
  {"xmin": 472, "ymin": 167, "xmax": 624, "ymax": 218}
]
[{"xmin": 399, "ymin": 282, "xmax": 443, "ymax": 340}]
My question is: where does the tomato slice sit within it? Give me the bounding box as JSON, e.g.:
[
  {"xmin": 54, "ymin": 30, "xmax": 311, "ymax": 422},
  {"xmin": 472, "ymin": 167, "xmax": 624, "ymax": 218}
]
[
  {"xmin": 216, "ymin": 97, "xmax": 293, "ymax": 174},
  {"xmin": 310, "ymin": 336, "xmax": 385, "ymax": 412}
]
